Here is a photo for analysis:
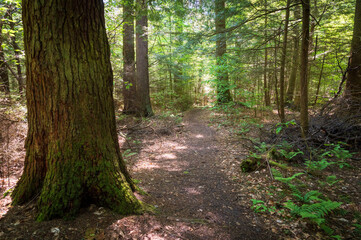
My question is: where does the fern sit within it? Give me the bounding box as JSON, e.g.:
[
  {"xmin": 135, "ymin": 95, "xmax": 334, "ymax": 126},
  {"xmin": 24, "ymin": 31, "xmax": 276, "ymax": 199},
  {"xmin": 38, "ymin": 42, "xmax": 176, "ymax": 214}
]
[
  {"xmin": 285, "ymin": 199, "xmax": 342, "ymax": 227},
  {"xmin": 274, "ymin": 172, "xmax": 304, "ymax": 184},
  {"xmin": 292, "ymin": 190, "xmax": 323, "ymax": 203}
]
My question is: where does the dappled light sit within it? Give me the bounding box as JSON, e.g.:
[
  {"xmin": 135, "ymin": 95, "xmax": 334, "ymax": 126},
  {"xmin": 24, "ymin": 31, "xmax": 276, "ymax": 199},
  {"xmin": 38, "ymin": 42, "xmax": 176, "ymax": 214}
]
[{"xmin": 0, "ymin": 0, "xmax": 360, "ymax": 239}]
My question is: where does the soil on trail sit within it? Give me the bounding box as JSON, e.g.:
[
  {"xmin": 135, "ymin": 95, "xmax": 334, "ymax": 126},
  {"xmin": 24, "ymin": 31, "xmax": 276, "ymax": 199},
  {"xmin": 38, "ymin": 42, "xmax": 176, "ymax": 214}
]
[
  {"xmin": 121, "ymin": 108, "xmax": 274, "ymax": 239},
  {"xmin": 0, "ymin": 108, "xmax": 274, "ymax": 240}
]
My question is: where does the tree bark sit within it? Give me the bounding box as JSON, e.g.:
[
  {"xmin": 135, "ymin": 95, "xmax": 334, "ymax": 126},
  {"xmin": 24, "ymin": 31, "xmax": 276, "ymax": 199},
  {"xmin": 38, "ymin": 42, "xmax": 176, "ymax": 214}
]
[
  {"xmin": 286, "ymin": 0, "xmax": 300, "ymax": 104},
  {"xmin": 300, "ymin": 0, "xmax": 310, "ymax": 137},
  {"xmin": 279, "ymin": 0, "xmax": 291, "ymax": 123},
  {"xmin": 346, "ymin": 0, "xmax": 361, "ymax": 105},
  {"xmin": 215, "ymin": 0, "xmax": 232, "ymax": 104},
  {"xmin": 136, "ymin": 0, "xmax": 153, "ymax": 116},
  {"xmin": 123, "ymin": 0, "xmax": 137, "ymax": 114},
  {"xmin": 12, "ymin": 0, "xmax": 142, "ymax": 221}
]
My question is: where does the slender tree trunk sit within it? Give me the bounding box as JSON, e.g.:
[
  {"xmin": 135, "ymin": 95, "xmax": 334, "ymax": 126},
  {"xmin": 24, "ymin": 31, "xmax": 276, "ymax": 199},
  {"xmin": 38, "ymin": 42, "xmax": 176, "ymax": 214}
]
[
  {"xmin": 274, "ymin": 30, "xmax": 280, "ymax": 116},
  {"xmin": 0, "ymin": 16, "xmax": 10, "ymax": 94},
  {"xmin": 174, "ymin": 0, "xmax": 184, "ymax": 97},
  {"xmin": 279, "ymin": 0, "xmax": 291, "ymax": 122},
  {"xmin": 12, "ymin": 0, "xmax": 142, "ymax": 221},
  {"xmin": 300, "ymin": 0, "xmax": 310, "ymax": 137},
  {"xmin": 215, "ymin": 0, "xmax": 232, "ymax": 104},
  {"xmin": 136, "ymin": 0, "xmax": 153, "ymax": 116},
  {"xmin": 123, "ymin": 0, "xmax": 137, "ymax": 114},
  {"xmin": 346, "ymin": 0, "xmax": 361, "ymax": 105},
  {"xmin": 286, "ymin": 0, "xmax": 300, "ymax": 104},
  {"xmin": 263, "ymin": 0, "xmax": 271, "ymax": 107}
]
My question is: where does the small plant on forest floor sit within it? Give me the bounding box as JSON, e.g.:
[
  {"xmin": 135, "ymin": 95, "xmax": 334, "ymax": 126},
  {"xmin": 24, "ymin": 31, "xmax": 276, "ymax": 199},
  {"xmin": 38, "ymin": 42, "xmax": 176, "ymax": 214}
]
[
  {"xmin": 122, "ymin": 149, "xmax": 137, "ymax": 162},
  {"xmin": 275, "ymin": 119, "xmax": 296, "ymax": 134},
  {"xmin": 321, "ymin": 143, "xmax": 353, "ymax": 169},
  {"xmin": 250, "ymin": 199, "xmax": 276, "ymax": 213},
  {"xmin": 270, "ymin": 168, "xmax": 343, "ymax": 236}
]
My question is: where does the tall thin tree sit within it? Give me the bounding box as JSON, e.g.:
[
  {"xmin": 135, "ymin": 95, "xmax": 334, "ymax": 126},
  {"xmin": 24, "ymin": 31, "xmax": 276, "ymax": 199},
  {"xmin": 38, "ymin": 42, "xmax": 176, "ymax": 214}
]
[
  {"xmin": 136, "ymin": 0, "xmax": 153, "ymax": 116},
  {"xmin": 279, "ymin": 0, "xmax": 291, "ymax": 122},
  {"xmin": 123, "ymin": 0, "xmax": 137, "ymax": 114},
  {"xmin": 299, "ymin": 0, "xmax": 310, "ymax": 137},
  {"xmin": 286, "ymin": 0, "xmax": 301, "ymax": 104},
  {"xmin": 215, "ymin": 0, "xmax": 232, "ymax": 104},
  {"xmin": 263, "ymin": 0, "xmax": 271, "ymax": 107}
]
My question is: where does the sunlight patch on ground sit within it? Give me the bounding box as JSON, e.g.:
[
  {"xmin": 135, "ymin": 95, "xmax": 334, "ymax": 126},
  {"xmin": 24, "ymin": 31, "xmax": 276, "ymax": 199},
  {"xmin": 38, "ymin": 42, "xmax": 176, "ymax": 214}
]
[
  {"xmin": 136, "ymin": 161, "xmax": 161, "ymax": 170},
  {"xmin": 195, "ymin": 134, "xmax": 204, "ymax": 139},
  {"xmin": 184, "ymin": 187, "xmax": 202, "ymax": 195},
  {"xmin": 157, "ymin": 153, "xmax": 177, "ymax": 160}
]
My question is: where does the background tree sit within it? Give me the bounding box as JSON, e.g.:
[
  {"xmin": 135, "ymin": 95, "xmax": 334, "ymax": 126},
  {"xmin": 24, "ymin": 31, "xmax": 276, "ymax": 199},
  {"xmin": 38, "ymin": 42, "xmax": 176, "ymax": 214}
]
[
  {"xmin": 215, "ymin": 0, "xmax": 232, "ymax": 104},
  {"xmin": 286, "ymin": 0, "xmax": 301, "ymax": 105},
  {"xmin": 300, "ymin": 0, "xmax": 310, "ymax": 136},
  {"xmin": 0, "ymin": 11, "xmax": 10, "ymax": 94},
  {"xmin": 279, "ymin": 0, "xmax": 291, "ymax": 122},
  {"xmin": 345, "ymin": 0, "xmax": 361, "ymax": 106},
  {"xmin": 12, "ymin": 0, "xmax": 142, "ymax": 220},
  {"xmin": 263, "ymin": 0, "xmax": 271, "ymax": 107},
  {"xmin": 123, "ymin": 0, "xmax": 137, "ymax": 114},
  {"xmin": 136, "ymin": 0, "xmax": 153, "ymax": 116}
]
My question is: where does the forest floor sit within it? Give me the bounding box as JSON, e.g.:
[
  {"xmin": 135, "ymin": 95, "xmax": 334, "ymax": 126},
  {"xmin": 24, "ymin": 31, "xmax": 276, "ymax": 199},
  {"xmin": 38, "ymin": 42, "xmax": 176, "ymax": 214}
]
[{"xmin": 0, "ymin": 103, "xmax": 360, "ymax": 239}]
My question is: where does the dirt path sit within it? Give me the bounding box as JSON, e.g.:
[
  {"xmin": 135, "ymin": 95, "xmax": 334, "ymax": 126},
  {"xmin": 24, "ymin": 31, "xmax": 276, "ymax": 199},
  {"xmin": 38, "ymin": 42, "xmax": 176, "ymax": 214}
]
[{"xmin": 109, "ymin": 109, "xmax": 274, "ymax": 239}]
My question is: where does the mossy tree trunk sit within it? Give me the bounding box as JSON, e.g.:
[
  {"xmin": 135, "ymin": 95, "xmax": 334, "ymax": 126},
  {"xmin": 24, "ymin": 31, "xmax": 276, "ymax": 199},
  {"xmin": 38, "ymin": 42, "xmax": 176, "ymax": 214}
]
[
  {"xmin": 12, "ymin": 0, "xmax": 142, "ymax": 221},
  {"xmin": 136, "ymin": 0, "xmax": 153, "ymax": 117},
  {"xmin": 123, "ymin": 0, "xmax": 137, "ymax": 114},
  {"xmin": 215, "ymin": 0, "xmax": 232, "ymax": 104},
  {"xmin": 346, "ymin": 0, "xmax": 361, "ymax": 106}
]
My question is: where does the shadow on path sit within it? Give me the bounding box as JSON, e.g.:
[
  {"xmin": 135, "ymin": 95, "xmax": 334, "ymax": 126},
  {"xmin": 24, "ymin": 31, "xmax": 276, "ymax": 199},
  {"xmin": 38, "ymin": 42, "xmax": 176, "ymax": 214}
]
[{"xmin": 111, "ymin": 108, "xmax": 276, "ymax": 239}]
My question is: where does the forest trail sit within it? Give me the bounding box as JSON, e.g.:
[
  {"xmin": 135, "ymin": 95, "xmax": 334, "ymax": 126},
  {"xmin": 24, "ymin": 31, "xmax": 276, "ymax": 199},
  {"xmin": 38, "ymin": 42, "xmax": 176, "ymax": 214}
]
[{"xmin": 107, "ymin": 108, "xmax": 275, "ymax": 239}]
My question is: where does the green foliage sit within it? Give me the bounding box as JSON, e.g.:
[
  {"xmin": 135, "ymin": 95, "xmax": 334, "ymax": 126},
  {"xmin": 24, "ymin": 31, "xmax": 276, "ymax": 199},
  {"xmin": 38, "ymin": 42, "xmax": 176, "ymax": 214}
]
[
  {"xmin": 251, "ymin": 199, "xmax": 276, "ymax": 213},
  {"xmin": 275, "ymin": 120, "xmax": 296, "ymax": 134},
  {"xmin": 271, "ymin": 168, "xmax": 343, "ymax": 236},
  {"xmin": 285, "ymin": 200, "xmax": 342, "ymax": 235},
  {"xmin": 305, "ymin": 158, "xmax": 335, "ymax": 172},
  {"xmin": 272, "ymin": 169, "xmax": 303, "ymax": 184},
  {"xmin": 122, "ymin": 149, "xmax": 137, "ymax": 161}
]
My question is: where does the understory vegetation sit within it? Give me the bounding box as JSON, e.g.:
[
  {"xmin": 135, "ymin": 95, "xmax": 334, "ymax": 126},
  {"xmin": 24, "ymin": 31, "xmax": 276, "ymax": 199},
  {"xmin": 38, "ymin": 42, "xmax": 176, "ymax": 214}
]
[{"xmin": 207, "ymin": 103, "xmax": 360, "ymax": 239}]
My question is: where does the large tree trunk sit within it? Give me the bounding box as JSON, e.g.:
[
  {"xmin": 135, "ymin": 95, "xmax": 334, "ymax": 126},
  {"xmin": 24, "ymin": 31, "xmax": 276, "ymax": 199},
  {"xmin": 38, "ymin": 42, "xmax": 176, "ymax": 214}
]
[
  {"xmin": 300, "ymin": 0, "xmax": 310, "ymax": 137},
  {"xmin": 123, "ymin": 0, "xmax": 137, "ymax": 114},
  {"xmin": 136, "ymin": 0, "xmax": 153, "ymax": 117},
  {"xmin": 12, "ymin": 0, "xmax": 142, "ymax": 221},
  {"xmin": 279, "ymin": 0, "xmax": 291, "ymax": 123},
  {"xmin": 286, "ymin": 0, "xmax": 300, "ymax": 104},
  {"xmin": 215, "ymin": 0, "xmax": 232, "ymax": 104},
  {"xmin": 0, "ymin": 15, "xmax": 10, "ymax": 94},
  {"xmin": 346, "ymin": 0, "xmax": 361, "ymax": 105}
]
